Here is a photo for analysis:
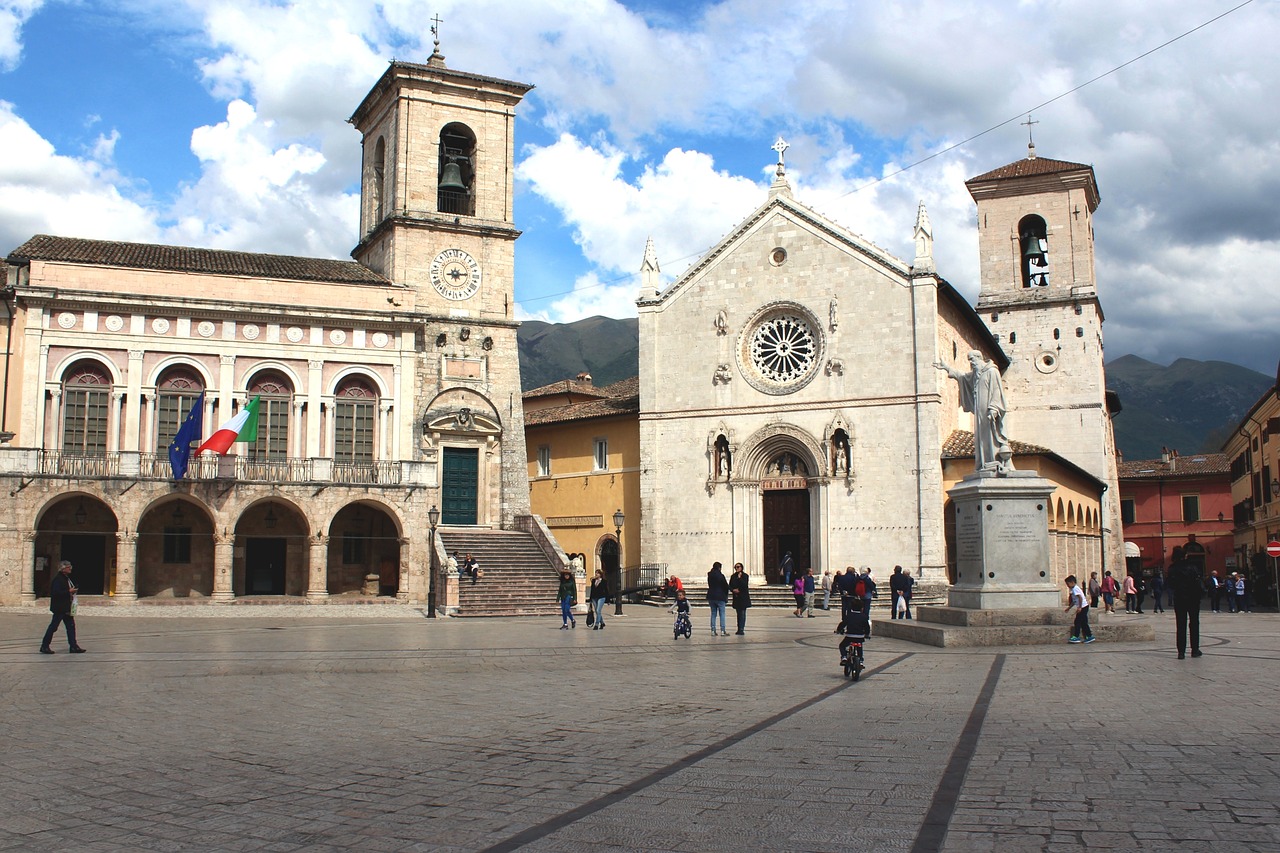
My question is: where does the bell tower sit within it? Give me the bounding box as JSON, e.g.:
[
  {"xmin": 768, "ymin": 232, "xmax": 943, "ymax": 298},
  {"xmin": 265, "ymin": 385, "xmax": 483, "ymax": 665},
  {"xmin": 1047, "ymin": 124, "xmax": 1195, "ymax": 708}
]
[
  {"xmin": 348, "ymin": 46, "xmax": 534, "ymax": 526},
  {"xmin": 966, "ymin": 143, "xmax": 1123, "ymax": 573}
]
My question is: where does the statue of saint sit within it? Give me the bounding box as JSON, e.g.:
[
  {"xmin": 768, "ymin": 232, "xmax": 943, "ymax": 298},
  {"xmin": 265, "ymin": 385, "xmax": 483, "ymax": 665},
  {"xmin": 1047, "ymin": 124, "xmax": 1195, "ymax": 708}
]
[{"xmin": 935, "ymin": 350, "xmax": 1014, "ymax": 474}]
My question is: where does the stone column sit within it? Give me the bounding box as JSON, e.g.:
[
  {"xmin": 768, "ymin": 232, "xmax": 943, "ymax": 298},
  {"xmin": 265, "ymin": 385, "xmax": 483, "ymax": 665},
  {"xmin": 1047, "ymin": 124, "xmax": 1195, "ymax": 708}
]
[
  {"xmin": 379, "ymin": 402, "xmax": 392, "ymax": 461},
  {"xmin": 391, "ymin": 363, "xmax": 403, "ymax": 460},
  {"xmin": 306, "ymin": 360, "xmax": 323, "ymax": 457},
  {"xmin": 292, "ymin": 400, "xmax": 306, "ymax": 458},
  {"xmin": 114, "ymin": 531, "xmax": 138, "ymax": 602},
  {"xmin": 20, "ymin": 530, "xmax": 36, "ymax": 603},
  {"xmin": 109, "ymin": 391, "xmax": 124, "ymax": 453},
  {"xmin": 398, "ymin": 536, "xmax": 411, "ymax": 601},
  {"xmin": 308, "ymin": 534, "xmax": 329, "ymax": 600},
  {"xmin": 49, "ymin": 389, "xmax": 61, "ymax": 450},
  {"xmin": 125, "ymin": 349, "xmax": 144, "ymax": 451},
  {"xmin": 212, "ymin": 531, "xmax": 235, "ymax": 602}
]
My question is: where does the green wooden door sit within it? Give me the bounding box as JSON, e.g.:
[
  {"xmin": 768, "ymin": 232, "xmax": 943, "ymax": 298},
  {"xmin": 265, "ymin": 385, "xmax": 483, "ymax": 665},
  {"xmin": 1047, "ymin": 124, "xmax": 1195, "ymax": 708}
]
[{"xmin": 442, "ymin": 447, "xmax": 479, "ymax": 525}]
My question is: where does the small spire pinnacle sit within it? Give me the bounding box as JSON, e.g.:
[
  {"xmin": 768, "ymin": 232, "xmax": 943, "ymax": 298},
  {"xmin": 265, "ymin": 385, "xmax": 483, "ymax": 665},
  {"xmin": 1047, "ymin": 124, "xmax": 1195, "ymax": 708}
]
[
  {"xmin": 639, "ymin": 237, "xmax": 662, "ymax": 300},
  {"xmin": 771, "ymin": 137, "xmax": 790, "ymax": 177},
  {"xmin": 428, "ymin": 13, "xmax": 447, "ymax": 67},
  {"xmin": 769, "ymin": 137, "xmax": 792, "ymax": 199},
  {"xmin": 1022, "ymin": 114, "xmax": 1039, "ymax": 160},
  {"xmin": 913, "ymin": 200, "xmax": 935, "ymax": 273}
]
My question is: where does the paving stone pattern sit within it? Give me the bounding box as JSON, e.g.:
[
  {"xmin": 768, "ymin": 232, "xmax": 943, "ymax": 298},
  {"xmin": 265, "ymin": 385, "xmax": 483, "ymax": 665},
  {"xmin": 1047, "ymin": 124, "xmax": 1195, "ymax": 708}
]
[{"xmin": 1, "ymin": 605, "xmax": 1277, "ymax": 852}]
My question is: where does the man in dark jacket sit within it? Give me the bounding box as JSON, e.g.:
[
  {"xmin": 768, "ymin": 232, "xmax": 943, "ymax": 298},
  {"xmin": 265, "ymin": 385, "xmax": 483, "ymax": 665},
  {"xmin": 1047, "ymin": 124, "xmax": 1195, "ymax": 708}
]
[
  {"xmin": 40, "ymin": 560, "xmax": 85, "ymax": 654},
  {"xmin": 1167, "ymin": 546, "xmax": 1204, "ymax": 660}
]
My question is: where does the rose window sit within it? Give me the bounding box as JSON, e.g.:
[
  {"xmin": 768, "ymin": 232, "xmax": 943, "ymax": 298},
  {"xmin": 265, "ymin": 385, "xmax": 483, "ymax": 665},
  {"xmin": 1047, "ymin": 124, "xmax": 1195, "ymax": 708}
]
[{"xmin": 738, "ymin": 303, "xmax": 823, "ymax": 394}]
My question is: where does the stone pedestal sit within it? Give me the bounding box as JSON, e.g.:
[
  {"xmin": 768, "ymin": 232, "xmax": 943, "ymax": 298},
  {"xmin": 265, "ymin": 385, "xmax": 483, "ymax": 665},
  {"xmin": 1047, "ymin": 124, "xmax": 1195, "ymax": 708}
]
[
  {"xmin": 946, "ymin": 471, "xmax": 1060, "ymax": 609},
  {"xmin": 875, "ymin": 470, "xmax": 1156, "ymax": 647}
]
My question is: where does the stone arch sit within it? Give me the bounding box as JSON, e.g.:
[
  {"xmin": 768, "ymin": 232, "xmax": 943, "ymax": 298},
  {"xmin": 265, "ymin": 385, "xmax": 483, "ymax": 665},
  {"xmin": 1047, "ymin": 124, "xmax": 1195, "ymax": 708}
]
[
  {"xmin": 326, "ymin": 499, "xmax": 404, "ymax": 596},
  {"xmin": 147, "ymin": 356, "xmax": 215, "ymax": 389},
  {"xmin": 237, "ymin": 360, "xmax": 304, "ymax": 394},
  {"xmin": 328, "ymin": 366, "xmax": 391, "ymax": 398},
  {"xmin": 33, "ymin": 492, "xmax": 119, "ymax": 597},
  {"xmin": 233, "ymin": 496, "xmax": 310, "ymax": 596},
  {"xmin": 736, "ymin": 422, "xmax": 825, "ymax": 482},
  {"xmin": 437, "ymin": 121, "xmax": 477, "ymax": 216},
  {"xmin": 134, "ymin": 495, "xmax": 216, "ymax": 598},
  {"xmin": 50, "ymin": 351, "xmax": 123, "ymax": 386}
]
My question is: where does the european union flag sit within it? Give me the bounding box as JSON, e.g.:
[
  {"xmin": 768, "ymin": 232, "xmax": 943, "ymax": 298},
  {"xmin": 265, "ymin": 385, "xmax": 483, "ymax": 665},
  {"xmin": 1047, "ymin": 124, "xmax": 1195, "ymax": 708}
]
[{"xmin": 168, "ymin": 392, "xmax": 205, "ymax": 480}]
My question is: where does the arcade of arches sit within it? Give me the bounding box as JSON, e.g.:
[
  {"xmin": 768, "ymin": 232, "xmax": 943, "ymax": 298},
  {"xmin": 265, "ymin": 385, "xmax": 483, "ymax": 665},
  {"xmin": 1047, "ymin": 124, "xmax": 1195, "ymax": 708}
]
[{"xmin": 29, "ymin": 494, "xmax": 406, "ymax": 601}]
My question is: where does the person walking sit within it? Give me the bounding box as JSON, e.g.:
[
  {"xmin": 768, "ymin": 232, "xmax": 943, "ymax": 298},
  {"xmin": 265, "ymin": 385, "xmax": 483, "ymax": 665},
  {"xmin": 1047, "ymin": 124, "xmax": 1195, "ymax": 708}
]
[
  {"xmin": 707, "ymin": 561, "xmax": 729, "ymax": 636},
  {"xmin": 821, "ymin": 569, "xmax": 833, "ymax": 610},
  {"xmin": 1167, "ymin": 546, "xmax": 1203, "ymax": 659},
  {"xmin": 589, "ymin": 569, "xmax": 609, "ymax": 630},
  {"xmin": 40, "ymin": 560, "xmax": 85, "ymax": 654},
  {"xmin": 1100, "ymin": 570, "xmax": 1118, "ymax": 613},
  {"xmin": 1150, "ymin": 570, "xmax": 1166, "ymax": 614},
  {"xmin": 556, "ymin": 568, "xmax": 577, "ymax": 629},
  {"xmin": 1088, "ymin": 572, "xmax": 1102, "ymax": 610},
  {"xmin": 792, "ymin": 572, "xmax": 806, "ymax": 617},
  {"xmin": 1225, "ymin": 573, "xmax": 1238, "ymax": 612},
  {"xmin": 1064, "ymin": 574, "xmax": 1095, "ymax": 644},
  {"xmin": 802, "ymin": 568, "xmax": 816, "ymax": 618},
  {"xmin": 1123, "ymin": 573, "xmax": 1138, "ymax": 613},
  {"xmin": 889, "ymin": 566, "xmax": 905, "ymax": 620},
  {"xmin": 900, "ymin": 568, "xmax": 915, "ymax": 620},
  {"xmin": 1233, "ymin": 573, "xmax": 1248, "ymax": 613},
  {"xmin": 780, "ymin": 552, "xmax": 794, "ymax": 588},
  {"xmin": 1207, "ymin": 570, "xmax": 1224, "ymax": 613},
  {"xmin": 729, "ymin": 562, "xmax": 751, "ymax": 635},
  {"xmin": 859, "ymin": 567, "xmax": 877, "ymax": 627}
]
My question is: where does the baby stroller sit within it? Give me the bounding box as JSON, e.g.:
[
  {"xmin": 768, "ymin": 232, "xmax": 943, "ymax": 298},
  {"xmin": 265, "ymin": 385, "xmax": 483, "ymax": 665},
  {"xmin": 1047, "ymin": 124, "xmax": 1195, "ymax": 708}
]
[
  {"xmin": 672, "ymin": 609, "xmax": 692, "ymax": 640},
  {"xmin": 839, "ymin": 609, "xmax": 869, "ymax": 680}
]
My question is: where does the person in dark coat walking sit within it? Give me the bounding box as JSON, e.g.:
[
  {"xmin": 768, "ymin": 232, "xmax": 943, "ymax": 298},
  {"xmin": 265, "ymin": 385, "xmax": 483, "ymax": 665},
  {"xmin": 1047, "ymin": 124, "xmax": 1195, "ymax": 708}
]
[
  {"xmin": 40, "ymin": 560, "xmax": 85, "ymax": 654},
  {"xmin": 1167, "ymin": 546, "xmax": 1204, "ymax": 659},
  {"xmin": 707, "ymin": 562, "xmax": 730, "ymax": 635},
  {"xmin": 728, "ymin": 562, "xmax": 751, "ymax": 635},
  {"xmin": 889, "ymin": 566, "xmax": 905, "ymax": 620}
]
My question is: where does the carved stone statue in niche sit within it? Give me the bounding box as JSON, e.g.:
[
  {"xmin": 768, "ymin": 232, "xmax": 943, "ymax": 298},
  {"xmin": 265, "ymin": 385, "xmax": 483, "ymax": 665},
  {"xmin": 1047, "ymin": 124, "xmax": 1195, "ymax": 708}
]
[
  {"xmin": 714, "ymin": 309, "xmax": 728, "ymax": 335},
  {"xmin": 829, "ymin": 298, "xmax": 839, "ymax": 332},
  {"xmin": 713, "ymin": 364, "xmax": 732, "ymax": 385},
  {"xmin": 831, "ymin": 429, "xmax": 851, "ymax": 475},
  {"xmin": 767, "ymin": 452, "xmax": 807, "ymax": 478},
  {"xmin": 714, "ymin": 434, "xmax": 732, "ymax": 479}
]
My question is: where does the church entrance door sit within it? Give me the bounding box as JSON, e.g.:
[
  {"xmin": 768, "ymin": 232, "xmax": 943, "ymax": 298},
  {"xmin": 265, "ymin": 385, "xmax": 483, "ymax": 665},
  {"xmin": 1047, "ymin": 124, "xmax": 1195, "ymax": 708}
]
[
  {"xmin": 762, "ymin": 489, "xmax": 811, "ymax": 585},
  {"xmin": 442, "ymin": 447, "xmax": 479, "ymax": 525},
  {"xmin": 245, "ymin": 538, "xmax": 287, "ymax": 595}
]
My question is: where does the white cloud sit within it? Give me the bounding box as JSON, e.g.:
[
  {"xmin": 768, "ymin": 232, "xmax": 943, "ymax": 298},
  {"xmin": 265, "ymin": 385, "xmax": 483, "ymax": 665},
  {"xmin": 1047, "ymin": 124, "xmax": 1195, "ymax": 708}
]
[
  {"xmin": 0, "ymin": 0, "xmax": 41, "ymax": 72},
  {"xmin": 0, "ymin": 101, "xmax": 159, "ymax": 248}
]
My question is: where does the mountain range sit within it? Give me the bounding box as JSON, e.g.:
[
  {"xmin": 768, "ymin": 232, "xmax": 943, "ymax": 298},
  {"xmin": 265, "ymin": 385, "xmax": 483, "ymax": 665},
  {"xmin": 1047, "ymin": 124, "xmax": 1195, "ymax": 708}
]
[{"xmin": 516, "ymin": 317, "xmax": 1275, "ymax": 462}]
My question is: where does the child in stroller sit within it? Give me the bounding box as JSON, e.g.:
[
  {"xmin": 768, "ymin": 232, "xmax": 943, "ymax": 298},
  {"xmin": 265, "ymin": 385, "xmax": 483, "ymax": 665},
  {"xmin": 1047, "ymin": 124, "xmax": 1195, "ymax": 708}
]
[{"xmin": 670, "ymin": 589, "xmax": 692, "ymax": 639}]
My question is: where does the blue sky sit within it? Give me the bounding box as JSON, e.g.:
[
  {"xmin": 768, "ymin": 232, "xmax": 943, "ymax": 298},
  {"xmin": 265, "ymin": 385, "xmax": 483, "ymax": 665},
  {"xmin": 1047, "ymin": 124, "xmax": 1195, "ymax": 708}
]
[{"xmin": 2, "ymin": 0, "xmax": 1278, "ymax": 376}]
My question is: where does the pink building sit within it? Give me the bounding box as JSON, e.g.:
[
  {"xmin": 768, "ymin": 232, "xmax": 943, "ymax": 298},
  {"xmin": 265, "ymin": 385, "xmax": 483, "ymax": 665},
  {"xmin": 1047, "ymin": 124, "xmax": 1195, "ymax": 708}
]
[{"xmin": 1118, "ymin": 450, "xmax": 1234, "ymax": 579}]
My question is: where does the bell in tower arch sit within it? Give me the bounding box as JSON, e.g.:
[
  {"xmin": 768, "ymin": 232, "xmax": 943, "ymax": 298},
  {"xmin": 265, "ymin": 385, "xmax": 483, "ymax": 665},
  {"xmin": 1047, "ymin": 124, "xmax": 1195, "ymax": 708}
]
[{"xmin": 439, "ymin": 157, "xmax": 467, "ymax": 192}]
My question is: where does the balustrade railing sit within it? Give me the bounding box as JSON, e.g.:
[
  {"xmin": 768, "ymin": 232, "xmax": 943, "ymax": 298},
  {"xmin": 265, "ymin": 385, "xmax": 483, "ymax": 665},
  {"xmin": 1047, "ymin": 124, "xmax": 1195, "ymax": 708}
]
[
  {"xmin": 20, "ymin": 451, "xmax": 416, "ymax": 486},
  {"xmin": 40, "ymin": 451, "xmax": 119, "ymax": 477},
  {"xmin": 332, "ymin": 461, "xmax": 402, "ymax": 484}
]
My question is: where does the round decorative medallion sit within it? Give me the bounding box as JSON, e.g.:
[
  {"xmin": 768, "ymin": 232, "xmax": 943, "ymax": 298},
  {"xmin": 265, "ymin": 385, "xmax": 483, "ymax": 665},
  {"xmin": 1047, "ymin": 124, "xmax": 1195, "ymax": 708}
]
[
  {"xmin": 1035, "ymin": 351, "xmax": 1060, "ymax": 374},
  {"xmin": 57, "ymin": 312, "xmax": 76, "ymax": 329},
  {"xmin": 197, "ymin": 320, "xmax": 215, "ymax": 338},
  {"xmin": 738, "ymin": 303, "xmax": 823, "ymax": 395},
  {"xmin": 105, "ymin": 315, "xmax": 124, "ymax": 332},
  {"xmin": 371, "ymin": 331, "xmax": 388, "ymax": 348},
  {"xmin": 286, "ymin": 326, "xmax": 304, "ymax": 343},
  {"xmin": 151, "ymin": 317, "xmax": 170, "ymax": 334},
  {"xmin": 329, "ymin": 329, "xmax": 347, "ymax": 345},
  {"xmin": 242, "ymin": 324, "xmax": 260, "ymax": 340},
  {"xmin": 770, "ymin": 247, "xmax": 788, "ymax": 266},
  {"xmin": 428, "ymin": 248, "xmax": 482, "ymax": 301}
]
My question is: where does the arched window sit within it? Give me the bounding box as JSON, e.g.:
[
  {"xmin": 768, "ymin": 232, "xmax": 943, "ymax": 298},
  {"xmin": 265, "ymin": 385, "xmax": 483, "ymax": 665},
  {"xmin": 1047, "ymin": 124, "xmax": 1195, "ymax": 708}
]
[
  {"xmin": 437, "ymin": 122, "xmax": 476, "ymax": 216},
  {"xmin": 371, "ymin": 136, "xmax": 386, "ymax": 222},
  {"xmin": 248, "ymin": 371, "xmax": 293, "ymax": 461},
  {"xmin": 334, "ymin": 378, "xmax": 376, "ymax": 465},
  {"xmin": 155, "ymin": 368, "xmax": 204, "ymax": 453},
  {"xmin": 62, "ymin": 361, "xmax": 111, "ymax": 456},
  {"xmin": 1018, "ymin": 214, "xmax": 1050, "ymax": 288}
]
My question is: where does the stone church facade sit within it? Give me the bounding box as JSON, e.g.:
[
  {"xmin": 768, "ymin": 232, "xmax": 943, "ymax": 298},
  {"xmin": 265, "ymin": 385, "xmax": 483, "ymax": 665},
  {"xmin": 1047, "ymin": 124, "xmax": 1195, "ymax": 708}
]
[
  {"xmin": 637, "ymin": 146, "xmax": 1118, "ymax": 589},
  {"xmin": 0, "ymin": 51, "xmax": 539, "ymax": 606}
]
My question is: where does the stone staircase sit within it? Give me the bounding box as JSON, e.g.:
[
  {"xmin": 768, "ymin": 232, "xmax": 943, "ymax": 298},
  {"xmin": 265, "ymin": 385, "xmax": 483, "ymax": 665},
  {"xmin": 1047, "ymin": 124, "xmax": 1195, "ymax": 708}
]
[
  {"xmin": 440, "ymin": 530, "xmax": 562, "ymax": 617},
  {"xmin": 643, "ymin": 581, "xmax": 948, "ymax": 612}
]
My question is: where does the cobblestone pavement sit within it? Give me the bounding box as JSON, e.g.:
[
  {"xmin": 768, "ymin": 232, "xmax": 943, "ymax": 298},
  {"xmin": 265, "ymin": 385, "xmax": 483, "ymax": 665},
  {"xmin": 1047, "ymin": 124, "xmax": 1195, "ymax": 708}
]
[{"xmin": 2, "ymin": 604, "xmax": 1277, "ymax": 852}]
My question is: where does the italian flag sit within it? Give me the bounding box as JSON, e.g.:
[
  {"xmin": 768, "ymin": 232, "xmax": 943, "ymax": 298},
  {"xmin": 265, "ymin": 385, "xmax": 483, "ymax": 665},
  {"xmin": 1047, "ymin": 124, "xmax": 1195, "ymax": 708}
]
[{"xmin": 196, "ymin": 396, "xmax": 262, "ymax": 455}]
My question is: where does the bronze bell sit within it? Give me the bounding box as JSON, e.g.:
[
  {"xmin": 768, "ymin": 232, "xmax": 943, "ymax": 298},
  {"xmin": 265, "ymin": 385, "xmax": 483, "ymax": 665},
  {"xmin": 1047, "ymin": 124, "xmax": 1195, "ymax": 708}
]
[
  {"xmin": 439, "ymin": 159, "xmax": 466, "ymax": 191},
  {"xmin": 1020, "ymin": 232, "xmax": 1046, "ymax": 267}
]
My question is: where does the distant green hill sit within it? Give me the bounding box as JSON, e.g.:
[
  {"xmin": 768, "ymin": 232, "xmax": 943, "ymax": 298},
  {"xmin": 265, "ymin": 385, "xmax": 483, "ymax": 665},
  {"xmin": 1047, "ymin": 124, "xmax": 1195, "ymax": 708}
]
[
  {"xmin": 1106, "ymin": 355, "xmax": 1273, "ymax": 460},
  {"xmin": 515, "ymin": 319, "xmax": 1274, "ymax": 463},
  {"xmin": 517, "ymin": 316, "xmax": 639, "ymax": 390}
]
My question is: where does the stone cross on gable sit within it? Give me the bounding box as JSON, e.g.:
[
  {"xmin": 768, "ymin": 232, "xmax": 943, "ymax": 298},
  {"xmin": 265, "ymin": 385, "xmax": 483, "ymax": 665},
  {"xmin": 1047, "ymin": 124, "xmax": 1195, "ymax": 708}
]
[{"xmin": 772, "ymin": 137, "xmax": 789, "ymax": 166}]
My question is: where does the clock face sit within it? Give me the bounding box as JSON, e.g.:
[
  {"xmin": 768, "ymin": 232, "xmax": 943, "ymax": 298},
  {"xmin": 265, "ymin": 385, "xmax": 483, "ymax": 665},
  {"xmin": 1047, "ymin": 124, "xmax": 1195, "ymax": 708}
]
[{"xmin": 429, "ymin": 249, "xmax": 482, "ymax": 300}]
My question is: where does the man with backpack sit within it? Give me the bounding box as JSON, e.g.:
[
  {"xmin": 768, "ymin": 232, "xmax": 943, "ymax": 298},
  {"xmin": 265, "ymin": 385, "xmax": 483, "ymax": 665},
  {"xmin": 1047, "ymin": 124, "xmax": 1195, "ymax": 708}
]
[{"xmin": 1167, "ymin": 546, "xmax": 1204, "ymax": 659}]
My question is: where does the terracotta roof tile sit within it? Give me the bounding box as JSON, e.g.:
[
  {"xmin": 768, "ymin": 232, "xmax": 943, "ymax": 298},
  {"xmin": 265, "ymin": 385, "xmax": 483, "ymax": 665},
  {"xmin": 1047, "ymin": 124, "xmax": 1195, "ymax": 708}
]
[
  {"xmin": 941, "ymin": 429, "xmax": 1051, "ymax": 458},
  {"xmin": 1117, "ymin": 453, "xmax": 1230, "ymax": 479},
  {"xmin": 966, "ymin": 155, "xmax": 1095, "ymax": 183},
  {"xmin": 7, "ymin": 235, "xmax": 390, "ymax": 285},
  {"xmin": 522, "ymin": 379, "xmax": 606, "ymax": 400},
  {"xmin": 524, "ymin": 377, "xmax": 639, "ymax": 426}
]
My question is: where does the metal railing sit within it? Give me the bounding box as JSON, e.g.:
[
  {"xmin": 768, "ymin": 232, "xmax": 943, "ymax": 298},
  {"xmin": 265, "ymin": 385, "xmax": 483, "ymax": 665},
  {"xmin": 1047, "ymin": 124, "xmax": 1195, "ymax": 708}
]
[
  {"xmin": 40, "ymin": 451, "xmax": 119, "ymax": 477},
  {"xmin": 27, "ymin": 451, "xmax": 411, "ymax": 485}
]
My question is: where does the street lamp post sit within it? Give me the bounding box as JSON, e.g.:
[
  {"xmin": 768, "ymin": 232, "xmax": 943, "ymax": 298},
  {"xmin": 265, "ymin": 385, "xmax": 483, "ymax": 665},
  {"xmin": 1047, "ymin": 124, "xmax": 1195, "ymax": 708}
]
[
  {"xmin": 613, "ymin": 508, "xmax": 625, "ymax": 616},
  {"xmin": 427, "ymin": 505, "xmax": 440, "ymax": 619}
]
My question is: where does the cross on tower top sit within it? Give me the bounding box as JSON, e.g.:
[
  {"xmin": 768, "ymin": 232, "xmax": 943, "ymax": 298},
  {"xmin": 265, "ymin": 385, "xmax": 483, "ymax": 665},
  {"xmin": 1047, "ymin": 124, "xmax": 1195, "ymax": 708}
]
[{"xmin": 1022, "ymin": 114, "xmax": 1039, "ymax": 159}]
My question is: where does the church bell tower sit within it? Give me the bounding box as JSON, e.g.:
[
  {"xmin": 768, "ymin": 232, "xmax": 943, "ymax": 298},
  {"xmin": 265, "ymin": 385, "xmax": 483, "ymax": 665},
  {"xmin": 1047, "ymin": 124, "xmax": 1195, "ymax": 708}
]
[
  {"xmin": 348, "ymin": 44, "xmax": 533, "ymax": 526},
  {"xmin": 966, "ymin": 142, "xmax": 1123, "ymax": 573}
]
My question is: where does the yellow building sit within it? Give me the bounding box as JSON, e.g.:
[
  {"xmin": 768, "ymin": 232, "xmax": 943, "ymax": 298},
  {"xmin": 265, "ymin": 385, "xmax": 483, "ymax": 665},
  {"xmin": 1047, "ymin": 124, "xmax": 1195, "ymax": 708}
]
[
  {"xmin": 1222, "ymin": 372, "xmax": 1280, "ymax": 599},
  {"xmin": 524, "ymin": 376, "xmax": 641, "ymax": 585}
]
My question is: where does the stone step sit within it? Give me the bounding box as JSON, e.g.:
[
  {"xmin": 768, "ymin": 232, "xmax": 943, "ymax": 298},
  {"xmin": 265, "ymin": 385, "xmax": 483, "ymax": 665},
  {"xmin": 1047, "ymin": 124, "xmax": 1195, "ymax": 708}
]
[{"xmin": 439, "ymin": 530, "xmax": 562, "ymax": 617}]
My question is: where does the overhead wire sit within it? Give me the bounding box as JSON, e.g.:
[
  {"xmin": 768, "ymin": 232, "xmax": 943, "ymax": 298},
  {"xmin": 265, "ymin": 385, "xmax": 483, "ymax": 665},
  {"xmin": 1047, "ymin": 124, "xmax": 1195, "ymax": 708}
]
[{"xmin": 515, "ymin": 0, "xmax": 1256, "ymax": 309}]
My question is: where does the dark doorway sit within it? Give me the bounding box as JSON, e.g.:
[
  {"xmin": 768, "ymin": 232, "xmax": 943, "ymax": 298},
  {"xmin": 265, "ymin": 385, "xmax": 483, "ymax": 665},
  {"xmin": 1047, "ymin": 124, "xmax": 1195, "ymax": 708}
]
[
  {"xmin": 763, "ymin": 489, "xmax": 811, "ymax": 584},
  {"xmin": 246, "ymin": 538, "xmax": 287, "ymax": 595},
  {"xmin": 442, "ymin": 447, "xmax": 479, "ymax": 525},
  {"xmin": 60, "ymin": 534, "xmax": 108, "ymax": 595}
]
